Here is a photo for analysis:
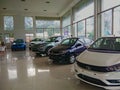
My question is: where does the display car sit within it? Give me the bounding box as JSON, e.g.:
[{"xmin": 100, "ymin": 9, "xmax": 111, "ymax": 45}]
[
  {"xmin": 29, "ymin": 38, "xmax": 44, "ymax": 50},
  {"xmin": 33, "ymin": 36, "xmax": 65, "ymax": 55},
  {"xmin": 74, "ymin": 37, "xmax": 120, "ymax": 90},
  {"xmin": 11, "ymin": 39, "xmax": 26, "ymax": 51},
  {"xmin": 48, "ymin": 37, "xmax": 92, "ymax": 64}
]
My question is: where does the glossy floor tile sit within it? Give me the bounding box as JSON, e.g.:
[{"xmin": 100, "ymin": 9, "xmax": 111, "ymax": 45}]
[{"xmin": 0, "ymin": 49, "xmax": 104, "ymax": 90}]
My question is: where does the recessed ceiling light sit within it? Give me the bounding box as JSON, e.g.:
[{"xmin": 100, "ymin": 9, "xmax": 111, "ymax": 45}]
[
  {"xmin": 3, "ymin": 8, "xmax": 7, "ymax": 10},
  {"xmin": 45, "ymin": 1, "xmax": 50, "ymax": 4},
  {"xmin": 43, "ymin": 10, "xmax": 47, "ymax": 11},
  {"xmin": 21, "ymin": 0, "xmax": 26, "ymax": 2},
  {"xmin": 24, "ymin": 9, "xmax": 28, "ymax": 11}
]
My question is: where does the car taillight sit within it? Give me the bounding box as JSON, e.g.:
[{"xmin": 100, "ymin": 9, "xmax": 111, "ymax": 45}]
[{"xmin": 106, "ymin": 64, "xmax": 120, "ymax": 72}]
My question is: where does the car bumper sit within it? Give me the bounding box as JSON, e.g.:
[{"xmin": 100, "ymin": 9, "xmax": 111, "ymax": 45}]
[
  {"xmin": 49, "ymin": 53, "xmax": 70, "ymax": 63},
  {"xmin": 74, "ymin": 62, "xmax": 120, "ymax": 89},
  {"xmin": 34, "ymin": 49, "xmax": 46, "ymax": 54},
  {"xmin": 11, "ymin": 46, "xmax": 26, "ymax": 50}
]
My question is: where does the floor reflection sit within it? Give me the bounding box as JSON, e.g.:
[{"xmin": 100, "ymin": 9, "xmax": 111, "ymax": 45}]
[{"xmin": 0, "ymin": 49, "xmax": 104, "ymax": 90}]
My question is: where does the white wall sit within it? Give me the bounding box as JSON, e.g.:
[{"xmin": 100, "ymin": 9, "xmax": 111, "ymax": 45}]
[{"xmin": 0, "ymin": 12, "xmax": 36, "ymax": 41}]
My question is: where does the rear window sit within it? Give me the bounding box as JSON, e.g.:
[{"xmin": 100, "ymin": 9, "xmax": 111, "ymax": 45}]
[{"xmin": 14, "ymin": 39, "xmax": 24, "ymax": 43}]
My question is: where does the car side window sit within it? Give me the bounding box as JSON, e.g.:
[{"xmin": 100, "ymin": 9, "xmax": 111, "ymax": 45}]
[
  {"xmin": 75, "ymin": 40, "xmax": 83, "ymax": 47},
  {"xmin": 56, "ymin": 37, "xmax": 62, "ymax": 42}
]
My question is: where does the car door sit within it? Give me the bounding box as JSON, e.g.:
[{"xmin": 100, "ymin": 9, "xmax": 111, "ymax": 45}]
[{"xmin": 74, "ymin": 40, "xmax": 85, "ymax": 55}]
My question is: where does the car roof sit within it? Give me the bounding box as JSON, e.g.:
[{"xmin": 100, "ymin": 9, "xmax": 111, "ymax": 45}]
[{"xmin": 99, "ymin": 37, "xmax": 120, "ymax": 39}]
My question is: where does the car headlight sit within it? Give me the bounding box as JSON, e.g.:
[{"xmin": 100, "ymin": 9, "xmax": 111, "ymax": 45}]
[
  {"xmin": 13, "ymin": 43, "xmax": 16, "ymax": 45},
  {"xmin": 106, "ymin": 63, "xmax": 120, "ymax": 72}
]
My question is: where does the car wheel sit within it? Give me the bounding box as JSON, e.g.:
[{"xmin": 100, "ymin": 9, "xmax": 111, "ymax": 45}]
[
  {"xmin": 69, "ymin": 55, "xmax": 75, "ymax": 64},
  {"xmin": 46, "ymin": 47, "xmax": 52, "ymax": 56}
]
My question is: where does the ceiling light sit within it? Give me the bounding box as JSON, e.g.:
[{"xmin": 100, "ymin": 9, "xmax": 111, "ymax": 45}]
[
  {"xmin": 24, "ymin": 9, "xmax": 28, "ymax": 11},
  {"xmin": 3, "ymin": 8, "xmax": 7, "ymax": 10},
  {"xmin": 21, "ymin": 0, "xmax": 25, "ymax": 1},
  {"xmin": 43, "ymin": 10, "xmax": 47, "ymax": 11},
  {"xmin": 45, "ymin": 1, "xmax": 50, "ymax": 4}
]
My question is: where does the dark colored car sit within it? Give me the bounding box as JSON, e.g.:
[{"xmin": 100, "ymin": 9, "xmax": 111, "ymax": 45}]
[
  {"xmin": 33, "ymin": 36, "xmax": 65, "ymax": 55},
  {"xmin": 48, "ymin": 37, "xmax": 90, "ymax": 64},
  {"xmin": 29, "ymin": 38, "xmax": 44, "ymax": 50},
  {"xmin": 11, "ymin": 39, "xmax": 26, "ymax": 51}
]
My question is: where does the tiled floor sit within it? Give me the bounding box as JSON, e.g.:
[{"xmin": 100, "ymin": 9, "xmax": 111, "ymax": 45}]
[{"xmin": 0, "ymin": 49, "xmax": 104, "ymax": 90}]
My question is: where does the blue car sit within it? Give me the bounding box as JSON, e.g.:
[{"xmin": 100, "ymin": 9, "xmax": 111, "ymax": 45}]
[
  {"xmin": 11, "ymin": 39, "xmax": 26, "ymax": 51},
  {"xmin": 49, "ymin": 37, "xmax": 92, "ymax": 64}
]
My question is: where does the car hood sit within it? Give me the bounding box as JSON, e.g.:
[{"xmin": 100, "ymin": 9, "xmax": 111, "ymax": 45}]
[
  {"xmin": 30, "ymin": 41, "xmax": 44, "ymax": 44},
  {"xmin": 12, "ymin": 43, "xmax": 25, "ymax": 45},
  {"xmin": 38, "ymin": 41, "xmax": 57, "ymax": 47},
  {"xmin": 76, "ymin": 50, "xmax": 120, "ymax": 66},
  {"xmin": 51, "ymin": 45, "xmax": 71, "ymax": 52}
]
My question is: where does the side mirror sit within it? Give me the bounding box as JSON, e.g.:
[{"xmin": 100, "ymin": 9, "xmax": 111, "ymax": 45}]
[{"xmin": 55, "ymin": 40, "xmax": 59, "ymax": 42}]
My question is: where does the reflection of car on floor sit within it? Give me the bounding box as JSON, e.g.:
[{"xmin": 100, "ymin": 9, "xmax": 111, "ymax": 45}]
[
  {"xmin": 48, "ymin": 37, "xmax": 92, "ymax": 64},
  {"xmin": 33, "ymin": 36, "xmax": 65, "ymax": 56},
  {"xmin": 29, "ymin": 38, "xmax": 44, "ymax": 50},
  {"xmin": 11, "ymin": 39, "xmax": 26, "ymax": 51},
  {"xmin": 74, "ymin": 37, "xmax": 120, "ymax": 90}
]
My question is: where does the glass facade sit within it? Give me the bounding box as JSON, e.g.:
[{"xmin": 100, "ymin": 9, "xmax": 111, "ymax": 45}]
[
  {"xmin": 77, "ymin": 21, "xmax": 85, "ymax": 37},
  {"xmin": 102, "ymin": 0, "xmax": 120, "ymax": 11},
  {"xmin": 86, "ymin": 17, "xmax": 94, "ymax": 39},
  {"xmin": 114, "ymin": 7, "xmax": 120, "ymax": 35},
  {"xmin": 101, "ymin": 10, "xmax": 112, "ymax": 36},
  {"xmin": 36, "ymin": 20, "xmax": 60, "ymax": 39},
  {"xmin": 74, "ymin": 0, "xmax": 94, "ymax": 22}
]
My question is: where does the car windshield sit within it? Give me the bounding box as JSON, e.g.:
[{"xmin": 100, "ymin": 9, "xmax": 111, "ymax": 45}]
[
  {"xmin": 14, "ymin": 39, "xmax": 24, "ymax": 43},
  {"xmin": 46, "ymin": 37, "xmax": 59, "ymax": 42},
  {"xmin": 61, "ymin": 38, "xmax": 77, "ymax": 46},
  {"xmin": 88, "ymin": 37, "xmax": 120, "ymax": 52}
]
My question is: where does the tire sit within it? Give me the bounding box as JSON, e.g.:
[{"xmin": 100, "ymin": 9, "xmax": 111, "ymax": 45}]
[
  {"xmin": 45, "ymin": 47, "xmax": 52, "ymax": 56},
  {"xmin": 69, "ymin": 55, "xmax": 75, "ymax": 64}
]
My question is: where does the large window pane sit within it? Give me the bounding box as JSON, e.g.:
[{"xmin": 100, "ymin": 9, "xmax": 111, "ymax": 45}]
[
  {"xmin": 63, "ymin": 26, "xmax": 71, "ymax": 37},
  {"xmin": 73, "ymin": 23, "xmax": 77, "ymax": 37},
  {"xmin": 46, "ymin": 28, "xmax": 54, "ymax": 37},
  {"xmin": 54, "ymin": 29, "xmax": 61, "ymax": 36},
  {"xmin": 36, "ymin": 20, "xmax": 60, "ymax": 28},
  {"xmin": 74, "ymin": 0, "xmax": 94, "ymax": 22},
  {"xmin": 114, "ymin": 6, "xmax": 120, "ymax": 35},
  {"xmin": 36, "ymin": 29, "xmax": 44, "ymax": 39},
  {"xmin": 102, "ymin": 0, "xmax": 120, "ymax": 11},
  {"xmin": 101, "ymin": 10, "xmax": 112, "ymax": 36},
  {"xmin": 78, "ymin": 21, "xmax": 85, "ymax": 37},
  {"xmin": 4, "ymin": 16, "xmax": 14, "ymax": 30},
  {"xmin": 62, "ymin": 12, "xmax": 71, "ymax": 27},
  {"xmin": 25, "ymin": 17, "xmax": 33, "ymax": 30},
  {"xmin": 86, "ymin": 17, "xmax": 94, "ymax": 40}
]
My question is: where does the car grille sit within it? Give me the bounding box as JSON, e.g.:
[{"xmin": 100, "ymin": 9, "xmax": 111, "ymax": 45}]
[
  {"xmin": 77, "ymin": 74, "xmax": 107, "ymax": 86},
  {"xmin": 50, "ymin": 51, "xmax": 61, "ymax": 54},
  {"xmin": 78, "ymin": 74, "xmax": 120, "ymax": 86},
  {"xmin": 76, "ymin": 60, "xmax": 108, "ymax": 72}
]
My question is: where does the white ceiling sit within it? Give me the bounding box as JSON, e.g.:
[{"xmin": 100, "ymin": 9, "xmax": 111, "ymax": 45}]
[{"xmin": 0, "ymin": 0, "xmax": 80, "ymax": 17}]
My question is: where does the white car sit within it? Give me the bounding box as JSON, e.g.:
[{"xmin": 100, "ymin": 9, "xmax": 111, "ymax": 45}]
[{"xmin": 74, "ymin": 37, "xmax": 120, "ymax": 90}]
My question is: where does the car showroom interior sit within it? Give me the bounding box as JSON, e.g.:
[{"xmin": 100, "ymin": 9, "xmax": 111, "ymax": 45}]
[{"xmin": 0, "ymin": 0, "xmax": 120, "ymax": 90}]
